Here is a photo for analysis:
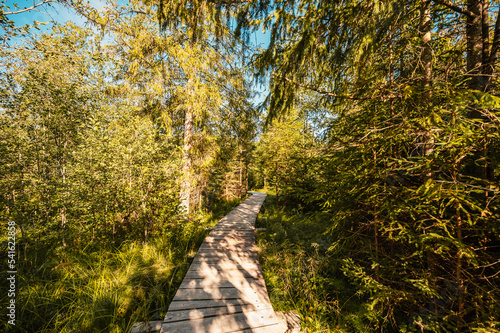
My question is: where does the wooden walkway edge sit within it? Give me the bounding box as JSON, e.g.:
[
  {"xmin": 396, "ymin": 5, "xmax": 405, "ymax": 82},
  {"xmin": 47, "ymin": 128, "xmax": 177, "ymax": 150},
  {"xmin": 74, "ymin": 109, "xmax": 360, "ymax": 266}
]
[{"xmin": 133, "ymin": 192, "xmax": 285, "ymax": 333}]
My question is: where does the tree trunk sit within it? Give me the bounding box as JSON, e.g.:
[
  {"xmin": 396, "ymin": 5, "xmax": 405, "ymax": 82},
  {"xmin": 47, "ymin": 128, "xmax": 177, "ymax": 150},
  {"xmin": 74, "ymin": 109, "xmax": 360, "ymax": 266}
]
[
  {"xmin": 245, "ymin": 153, "xmax": 249, "ymax": 194},
  {"xmin": 179, "ymin": 26, "xmax": 199, "ymax": 216},
  {"xmin": 388, "ymin": 26, "xmax": 394, "ymax": 116},
  {"xmin": 420, "ymin": 0, "xmax": 432, "ymax": 97},
  {"xmin": 275, "ymin": 159, "xmax": 279, "ymax": 204},
  {"xmin": 481, "ymin": 0, "xmax": 490, "ymax": 76},
  {"xmin": 239, "ymin": 147, "xmax": 243, "ymax": 196},
  {"xmin": 456, "ymin": 202, "xmax": 465, "ymax": 330},
  {"xmin": 485, "ymin": 7, "xmax": 500, "ymax": 83},
  {"xmin": 467, "ymin": 0, "xmax": 484, "ymax": 91},
  {"xmin": 420, "ymin": 0, "xmax": 435, "ymax": 156},
  {"xmin": 180, "ymin": 102, "xmax": 194, "ymax": 215}
]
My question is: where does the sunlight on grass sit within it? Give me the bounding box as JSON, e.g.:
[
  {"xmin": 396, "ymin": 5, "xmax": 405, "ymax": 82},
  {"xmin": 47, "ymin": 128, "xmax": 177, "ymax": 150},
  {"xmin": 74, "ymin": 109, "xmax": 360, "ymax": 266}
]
[{"xmin": 3, "ymin": 197, "xmax": 245, "ymax": 333}]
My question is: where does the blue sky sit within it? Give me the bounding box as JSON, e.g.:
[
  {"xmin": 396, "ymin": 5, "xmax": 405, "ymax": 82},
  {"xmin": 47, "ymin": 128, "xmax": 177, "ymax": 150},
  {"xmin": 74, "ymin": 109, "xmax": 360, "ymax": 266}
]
[
  {"xmin": 3, "ymin": 0, "xmax": 270, "ymax": 105},
  {"xmin": 2, "ymin": 0, "xmax": 98, "ymax": 28}
]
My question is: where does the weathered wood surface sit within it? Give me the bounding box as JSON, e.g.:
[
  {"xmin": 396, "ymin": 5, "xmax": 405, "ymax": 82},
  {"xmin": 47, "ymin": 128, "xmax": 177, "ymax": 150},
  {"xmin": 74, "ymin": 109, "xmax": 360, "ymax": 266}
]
[{"xmin": 160, "ymin": 192, "xmax": 285, "ymax": 333}]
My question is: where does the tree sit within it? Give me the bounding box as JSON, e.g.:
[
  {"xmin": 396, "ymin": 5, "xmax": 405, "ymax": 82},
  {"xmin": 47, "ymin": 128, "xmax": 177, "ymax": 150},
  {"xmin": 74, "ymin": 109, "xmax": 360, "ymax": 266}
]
[
  {"xmin": 236, "ymin": 0, "xmax": 500, "ymax": 331},
  {"xmin": 0, "ymin": 21, "xmax": 183, "ymax": 251},
  {"xmin": 155, "ymin": 0, "xmax": 250, "ymax": 214},
  {"xmin": 67, "ymin": 0, "xmax": 258, "ymax": 214},
  {"xmin": 253, "ymin": 104, "xmax": 318, "ymax": 206},
  {"xmin": 0, "ymin": 24, "xmax": 98, "ymax": 247}
]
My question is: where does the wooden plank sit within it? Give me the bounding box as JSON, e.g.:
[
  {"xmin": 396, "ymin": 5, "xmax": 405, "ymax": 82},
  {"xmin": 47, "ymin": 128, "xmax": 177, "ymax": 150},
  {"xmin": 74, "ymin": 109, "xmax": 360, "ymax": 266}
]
[
  {"xmin": 206, "ymin": 236, "xmax": 254, "ymax": 241},
  {"xmin": 215, "ymin": 222, "xmax": 255, "ymax": 226},
  {"xmin": 205, "ymin": 235, "xmax": 255, "ymax": 240},
  {"xmin": 187, "ymin": 262, "xmax": 260, "ymax": 271},
  {"xmin": 186, "ymin": 262, "xmax": 262, "ymax": 278},
  {"xmin": 190, "ymin": 259, "xmax": 259, "ymax": 267},
  {"xmin": 184, "ymin": 269, "xmax": 263, "ymax": 280},
  {"xmin": 213, "ymin": 228, "xmax": 254, "ymax": 231},
  {"xmin": 184, "ymin": 262, "xmax": 262, "ymax": 272},
  {"xmin": 192, "ymin": 256, "xmax": 259, "ymax": 263},
  {"xmin": 179, "ymin": 277, "xmax": 266, "ymax": 289},
  {"xmin": 190, "ymin": 256, "xmax": 260, "ymax": 265},
  {"xmin": 198, "ymin": 244, "xmax": 258, "ymax": 251},
  {"xmin": 130, "ymin": 320, "xmax": 163, "ymax": 333},
  {"xmin": 207, "ymin": 234, "xmax": 254, "ymax": 239},
  {"xmin": 161, "ymin": 309, "xmax": 279, "ymax": 333},
  {"xmin": 190, "ymin": 261, "xmax": 259, "ymax": 268},
  {"xmin": 192, "ymin": 255, "xmax": 259, "ymax": 263},
  {"xmin": 196, "ymin": 249, "xmax": 259, "ymax": 256},
  {"xmin": 203, "ymin": 240, "xmax": 255, "ymax": 247},
  {"xmin": 213, "ymin": 225, "xmax": 255, "ymax": 229},
  {"xmin": 196, "ymin": 250, "xmax": 257, "ymax": 258},
  {"xmin": 167, "ymin": 299, "xmax": 267, "ymax": 311},
  {"xmin": 215, "ymin": 220, "xmax": 251, "ymax": 225},
  {"xmin": 173, "ymin": 287, "xmax": 271, "ymax": 302},
  {"xmin": 228, "ymin": 323, "xmax": 286, "ymax": 333},
  {"xmin": 208, "ymin": 231, "xmax": 255, "ymax": 236},
  {"xmin": 205, "ymin": 235, "xmax": 254, "ymax": 240},
  {"xmin": 164, "ymin": 303, "xmax": 274, "ymax": 323}
]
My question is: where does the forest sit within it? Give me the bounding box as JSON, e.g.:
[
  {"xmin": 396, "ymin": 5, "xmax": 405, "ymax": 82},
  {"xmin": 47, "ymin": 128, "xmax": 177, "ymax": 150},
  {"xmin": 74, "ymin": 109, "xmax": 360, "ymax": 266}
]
[{"xmin": 1, "ymin": 0, "xmax": 499, "ymax": 332}]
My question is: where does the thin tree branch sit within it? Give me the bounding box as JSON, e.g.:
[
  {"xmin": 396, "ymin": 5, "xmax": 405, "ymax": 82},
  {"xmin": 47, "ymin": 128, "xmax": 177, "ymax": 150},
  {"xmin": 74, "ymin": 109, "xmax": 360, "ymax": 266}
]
[
  {"xmin": 432, "ymin": 0, "xmax": 476, "ymax": 18},
  {"xmin": 434, "ymin": 180, "xmax": 500, "ymax": 193},
  {"xmin": 477, "ymin": 259, "xmax": 500, "ymax": 268},
  {"xmin": 276, "ymin": 75, "xmax": 370, "ymax": 100},
  {"xmin": 4, "ymin": 0, "xmax": 53, "ymax": 15},
  {"xmin": 122, "ymin": 10, "xmax": 149, "ymax": 15},
  {"xmin": 487, "ymin": 7, "xmax": 500, "ymax": 73},
  {"xmin": 8, "ymin": 46, "xmax": 62, "ymax": 54},
  {"xmin": 276, "ymin": 74, "xmax": 400, "ymax": 101}
]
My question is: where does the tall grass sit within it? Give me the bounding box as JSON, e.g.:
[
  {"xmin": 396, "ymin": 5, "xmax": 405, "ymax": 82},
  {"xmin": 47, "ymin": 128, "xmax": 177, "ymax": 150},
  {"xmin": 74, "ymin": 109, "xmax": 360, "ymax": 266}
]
[
  {"xmin": 256, "ymin": 194, "xmax": 365, "ymax": 333},
  {"xmin": 1, "ymin": 197, "xmax": 244, "ymax": 333}
]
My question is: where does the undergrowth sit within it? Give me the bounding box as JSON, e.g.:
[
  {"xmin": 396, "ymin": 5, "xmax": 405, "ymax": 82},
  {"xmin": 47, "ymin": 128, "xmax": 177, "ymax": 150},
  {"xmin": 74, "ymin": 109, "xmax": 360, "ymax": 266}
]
[
  {"xmin": 256, "ymin": 194, "xmax": 364, "ymax": 333},
  {"xmin": 1, "ymin": 197, "xmax": 243, "ymax": 333}
]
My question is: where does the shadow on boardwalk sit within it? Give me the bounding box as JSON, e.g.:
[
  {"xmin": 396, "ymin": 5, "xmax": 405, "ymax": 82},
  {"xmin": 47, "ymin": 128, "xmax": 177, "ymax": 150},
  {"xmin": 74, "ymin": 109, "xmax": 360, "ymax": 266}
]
[{"xmin": 133, "ymin": 192, "xmax": 284, "ymax": 333}]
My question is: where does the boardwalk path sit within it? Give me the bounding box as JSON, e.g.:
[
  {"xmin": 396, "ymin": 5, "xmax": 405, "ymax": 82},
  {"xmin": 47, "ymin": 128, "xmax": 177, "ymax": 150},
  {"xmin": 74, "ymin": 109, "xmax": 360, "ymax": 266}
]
[{"xmin": 161, "ymin": 191, "xmax": 284, "ymax": 333}]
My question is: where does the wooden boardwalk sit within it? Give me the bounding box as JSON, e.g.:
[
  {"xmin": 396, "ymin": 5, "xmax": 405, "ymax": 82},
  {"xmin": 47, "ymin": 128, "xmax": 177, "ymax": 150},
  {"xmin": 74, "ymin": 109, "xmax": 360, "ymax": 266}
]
[{"xmin": 159, "ymin": 192, "xmax": 285, "ymax": 333}]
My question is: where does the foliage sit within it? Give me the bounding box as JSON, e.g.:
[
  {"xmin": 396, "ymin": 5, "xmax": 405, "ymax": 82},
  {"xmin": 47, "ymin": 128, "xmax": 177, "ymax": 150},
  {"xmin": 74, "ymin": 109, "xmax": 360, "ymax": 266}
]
[
  {"xmin": 1, "ymin": 0, "xmax": 499, "ymax": 332},
  {"xmin": 243, "ymin": 0, "xmax": 500, "ymax": 331},
  {"xmin": 0, "ymin": 23, "xmax": 181, "ymax": 248},
  {"xmin": 321, "ymin": 89, "xmax": 500, "ymax": 332},
  {"xmin": 256, "ymin": 194, "xmax": 359, "ymax": 332},
  {"xmin": 252, "ymin": 107, "xmax": 320, "ymax": 208},
  {"xmin": 256, "ymin": 93, "xmax": 500, "ymax": 331},
  {"xmin": 0, "ymin": 8, "xmax": 254, "ymax": 332},
  {"xmin": 0, "ymin": 208, "xmax": 239, "ymax": 333}
]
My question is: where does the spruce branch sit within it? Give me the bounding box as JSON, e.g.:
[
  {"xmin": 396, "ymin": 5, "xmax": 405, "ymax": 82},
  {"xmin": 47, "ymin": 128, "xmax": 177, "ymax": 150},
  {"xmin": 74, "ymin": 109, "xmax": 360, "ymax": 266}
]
[
  {"xmin": 276, "ymin": 74, "xmax": 370, "ymax": 100},
  {"xmin": 432, "ymin": 0, "xmax": 476, "ymax": 18},
  {"xmin": 275, "ymin": 74, "xmax": 400, "ymax": 101}
]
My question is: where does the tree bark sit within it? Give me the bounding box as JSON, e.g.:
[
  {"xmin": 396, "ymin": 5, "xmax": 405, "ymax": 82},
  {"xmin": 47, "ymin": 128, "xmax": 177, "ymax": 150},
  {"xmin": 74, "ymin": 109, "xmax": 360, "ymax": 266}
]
[
  {"xmin": 485, "ymin": 6, "xmax": 500, "ymax": 87},
  {"xmin": 456, "ymin": 202, "xmax": 465, "ymax": 330},
  {"xmin": 420, "ymin": 0, "xmax": 432, "ymax": 97},
  {"xmin": 481, "ymin": 0, "xmax": 490, "ymax": 71},
  {"xmin": 275, "ymin": 158, "xmax": 279, "ymax": 204},
  {"xmin": 239, "ymin": 146, "xmax": 243, "ymax": 196},
  {"xmin": 420, "ymin": 0, "xmax": 435, "ymax": 156},
  {"xmin": 467, "ymin": 0, "xmax": 484, "ymax": 91},
  {"xmin": 180, "ymin": 101, "xmax": 194, "ymax": 215}
]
